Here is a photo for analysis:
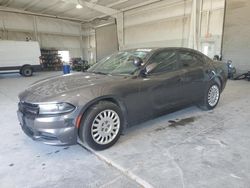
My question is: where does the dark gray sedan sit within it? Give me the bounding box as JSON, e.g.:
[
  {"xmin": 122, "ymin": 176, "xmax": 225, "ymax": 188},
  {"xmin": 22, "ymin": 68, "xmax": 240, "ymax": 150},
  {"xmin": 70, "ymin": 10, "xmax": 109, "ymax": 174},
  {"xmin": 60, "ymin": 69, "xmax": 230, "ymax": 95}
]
[{"xmin": 17, "ymin": 48, "xmax": 227, "ymax": 150}]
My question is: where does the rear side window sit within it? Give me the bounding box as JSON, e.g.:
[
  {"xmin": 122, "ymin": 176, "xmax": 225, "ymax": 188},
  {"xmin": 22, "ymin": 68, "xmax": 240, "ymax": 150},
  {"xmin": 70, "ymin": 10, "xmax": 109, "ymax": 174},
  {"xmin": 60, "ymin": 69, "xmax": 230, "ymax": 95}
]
[
  {"xmin": 179, "ymin": 51, "xmax": 202, "ymax": 68},
  {"xmin": 149, "ymin": 51, "xmax": 178, "ymax": 74}
]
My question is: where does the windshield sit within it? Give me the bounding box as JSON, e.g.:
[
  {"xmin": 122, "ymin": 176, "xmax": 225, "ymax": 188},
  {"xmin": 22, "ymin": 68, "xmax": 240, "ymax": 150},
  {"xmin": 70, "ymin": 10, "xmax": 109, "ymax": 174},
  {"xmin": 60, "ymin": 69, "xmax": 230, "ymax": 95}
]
[{"xmin": 88, "ymin": 49, "xmax": 151, "ymax": 75}]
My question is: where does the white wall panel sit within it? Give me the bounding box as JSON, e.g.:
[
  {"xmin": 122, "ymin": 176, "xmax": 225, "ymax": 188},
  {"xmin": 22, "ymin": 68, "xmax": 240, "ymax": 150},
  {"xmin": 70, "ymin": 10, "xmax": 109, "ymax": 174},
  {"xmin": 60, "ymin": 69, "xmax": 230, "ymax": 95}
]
[
  {"xmin": 222, "ymin": 0, "xmax": 250, "ymax": 72},
  {"xmin": 39, "ymin": 34, "xmax": 81, "ymax": 57},
  {"xmin": 124, "ymin": 1, "xmax": 191, "ymax": 28},
  {"xmin": 0, "ymin": 12, "xmax": 81, "ymax": 36},
  {"xmin": 209, "ymin": 9, "xmax": 224, "ymax": 36},
  {"xmin": 0, "ymin": 12, "xmax": 33, "ymax": 31},
  {"xmin": 96, "ymin": 24, "xmax": 118, "ymax": 61},
  {"xmin": 3, "ymin": 31, "xmax": 33, "ymax": 41},
  {"xmin": 0, "ymin": 12, "xmax": 83, "ymax": 59},
  {"xmin": 36, "ymin": 17, "xmax": 81, "ymax": 36},
  {"xmin": 39, "ymin": 34, "xmax": 80, "ymax": 48},
  {"xmin": 124, "ymin": 17, "xmax": 190, "ymax": 49},
  {"xmin": 123, "ymin": 2, "xmax": 190, "ymax": 49}
]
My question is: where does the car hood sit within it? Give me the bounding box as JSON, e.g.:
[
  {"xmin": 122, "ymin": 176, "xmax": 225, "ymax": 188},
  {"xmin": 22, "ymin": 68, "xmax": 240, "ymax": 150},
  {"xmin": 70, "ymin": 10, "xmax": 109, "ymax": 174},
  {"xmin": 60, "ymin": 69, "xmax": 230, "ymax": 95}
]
[{"xmin": 19, "ymin": 72, "xmax": 125, "ymax": 103}]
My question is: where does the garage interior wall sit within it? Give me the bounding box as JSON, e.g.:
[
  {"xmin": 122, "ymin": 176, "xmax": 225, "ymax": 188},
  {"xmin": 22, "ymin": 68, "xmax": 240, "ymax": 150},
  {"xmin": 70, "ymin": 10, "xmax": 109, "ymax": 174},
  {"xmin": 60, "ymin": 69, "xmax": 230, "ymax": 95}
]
[
  {"xmin": 0, "ymin": 0, "xmax": 225, "ymax": 63},
  {"xmin": 123, "ymin": 0, "xmax": 225, "ymax": 58},
  {"xmin": 0, "ymin": 12, "xmax": 83, "ymax": 59},
  {"xmin": 82, "ymin": 0, "xmax": 225, "ymax": 61},
  {"xmin": 222, "ymin": 0, "xmax": 250, "ymax": 72}
]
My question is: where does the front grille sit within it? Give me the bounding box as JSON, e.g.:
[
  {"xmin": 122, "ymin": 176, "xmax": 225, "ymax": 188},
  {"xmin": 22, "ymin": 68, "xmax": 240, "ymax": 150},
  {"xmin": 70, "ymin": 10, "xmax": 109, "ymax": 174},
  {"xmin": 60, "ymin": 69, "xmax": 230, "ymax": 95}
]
[
  {"xmin": 19, "ymin": 101, "xmax": 39, "ymax": 116},
  {"xmin": 40, "ymin": 132, "xmax": 58, "ymax": 140}
]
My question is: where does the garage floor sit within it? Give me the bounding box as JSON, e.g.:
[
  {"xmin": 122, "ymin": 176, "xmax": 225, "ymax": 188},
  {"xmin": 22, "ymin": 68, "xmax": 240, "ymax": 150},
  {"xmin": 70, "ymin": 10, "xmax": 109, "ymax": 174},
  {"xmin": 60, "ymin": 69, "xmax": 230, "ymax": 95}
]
[{"xmin": 0, "ymin": 72, "xmax": 250, "ymax": 188}]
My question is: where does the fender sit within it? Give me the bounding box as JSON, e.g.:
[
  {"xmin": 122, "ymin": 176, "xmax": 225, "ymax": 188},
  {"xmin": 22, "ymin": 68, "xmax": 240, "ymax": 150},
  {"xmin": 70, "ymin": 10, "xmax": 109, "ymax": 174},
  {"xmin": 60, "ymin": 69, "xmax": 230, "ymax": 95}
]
[
  {"xmin": 77, "ymin": 95, "xmax": 129, "ymax": 130},
  {"xmin": 209, "ymin": 71, "xmax": 225, "ymax": 91}
]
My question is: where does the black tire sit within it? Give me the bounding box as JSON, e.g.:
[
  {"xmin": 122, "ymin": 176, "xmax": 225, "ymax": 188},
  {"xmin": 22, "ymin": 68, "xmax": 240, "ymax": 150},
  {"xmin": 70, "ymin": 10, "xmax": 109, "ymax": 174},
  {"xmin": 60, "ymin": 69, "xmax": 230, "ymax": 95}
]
[
  {"xmin": 198, "ymin": 83, "xmax": 221, "ymax": 111},
  {"xmin": 21, "ymin": 66, "xmax": 33, "ymax": 77},
  {"xmin": 79, "ymin": 101, "xmax": 123, "ymax": 150}
]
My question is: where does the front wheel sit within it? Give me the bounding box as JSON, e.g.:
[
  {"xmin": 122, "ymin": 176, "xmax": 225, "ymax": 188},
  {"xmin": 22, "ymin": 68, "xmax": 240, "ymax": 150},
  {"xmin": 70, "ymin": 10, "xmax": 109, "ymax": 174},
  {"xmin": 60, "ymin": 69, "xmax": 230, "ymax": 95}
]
[
  {"xmin": 21, "ymin": 66, "xmax": 33, "ymax": 77},
  {"xmin": 79, "ymin": 101, "xmax": 123, "ymax": 150},
  {"xmin": 198, "ymin": 83, "xmax": 220, "ymax": 110}
]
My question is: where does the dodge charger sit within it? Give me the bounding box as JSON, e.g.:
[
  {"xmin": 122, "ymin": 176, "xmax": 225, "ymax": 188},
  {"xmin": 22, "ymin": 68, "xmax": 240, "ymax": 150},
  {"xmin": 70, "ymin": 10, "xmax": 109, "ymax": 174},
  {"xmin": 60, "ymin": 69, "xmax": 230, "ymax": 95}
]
[{"xmin": 17, "ymin": 48, "xmax": 227, "ymax": 150}]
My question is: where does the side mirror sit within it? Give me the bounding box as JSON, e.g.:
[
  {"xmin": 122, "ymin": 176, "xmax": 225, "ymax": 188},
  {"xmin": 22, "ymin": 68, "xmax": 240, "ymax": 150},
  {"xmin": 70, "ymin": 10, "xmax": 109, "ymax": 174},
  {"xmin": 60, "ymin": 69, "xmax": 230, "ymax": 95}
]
[
  {"xmin": 129, "ymin": 56, "xmax": 143, "ymax": 67},
  {"xmin": 144, "ymin": 63, "xmax": 157, "ymax": 75}
]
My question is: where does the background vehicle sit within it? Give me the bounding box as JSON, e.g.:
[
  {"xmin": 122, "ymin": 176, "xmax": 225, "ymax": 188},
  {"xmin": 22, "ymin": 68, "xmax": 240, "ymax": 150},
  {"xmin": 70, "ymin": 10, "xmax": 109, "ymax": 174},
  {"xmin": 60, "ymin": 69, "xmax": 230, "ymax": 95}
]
[
  {"xmin": 0, "ymin": 40, "xmax": 41, "ymax": 76},
  {"xmin": 17, "ymin": 48, "xmax": 228, "ymax": 150}
]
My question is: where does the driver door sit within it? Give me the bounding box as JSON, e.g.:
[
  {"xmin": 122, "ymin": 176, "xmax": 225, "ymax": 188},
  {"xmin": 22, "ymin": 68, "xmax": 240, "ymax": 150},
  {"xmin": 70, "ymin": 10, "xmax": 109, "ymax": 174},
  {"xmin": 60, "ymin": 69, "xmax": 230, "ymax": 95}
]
[{"xmin": 139, "ymin": 50, "xmax": 186, "ymax": 117}]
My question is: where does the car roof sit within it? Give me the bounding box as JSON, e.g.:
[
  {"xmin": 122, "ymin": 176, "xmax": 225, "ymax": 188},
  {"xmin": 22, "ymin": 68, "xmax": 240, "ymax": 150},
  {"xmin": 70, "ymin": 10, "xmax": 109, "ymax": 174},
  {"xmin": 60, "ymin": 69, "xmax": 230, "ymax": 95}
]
[
  {"xmin": 124, "ymin": 47, "xmax": 207, "ymax": 60},
  {"xmin": 124, "ymin": 47, "xmax": 202, "ymax": 54}
]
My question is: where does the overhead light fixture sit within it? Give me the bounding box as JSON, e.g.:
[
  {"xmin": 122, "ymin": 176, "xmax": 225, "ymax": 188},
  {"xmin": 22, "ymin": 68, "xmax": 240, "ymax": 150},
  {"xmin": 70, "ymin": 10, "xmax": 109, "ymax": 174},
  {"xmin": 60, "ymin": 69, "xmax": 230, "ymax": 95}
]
[{"xmin": 76, "ymin": 4, "xmax": 83, "ymax": 9}]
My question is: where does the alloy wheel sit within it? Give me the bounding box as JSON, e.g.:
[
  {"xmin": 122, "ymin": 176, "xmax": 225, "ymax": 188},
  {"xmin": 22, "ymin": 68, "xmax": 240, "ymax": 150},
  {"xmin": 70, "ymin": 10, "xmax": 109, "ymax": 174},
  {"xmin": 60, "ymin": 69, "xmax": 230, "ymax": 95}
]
[
  {"xmin": 91, "ymin": 109, "xmax": 120, "ymax": 145},
  {"xmin": 208, "ymin": 85, "xmax": 220, "ymax": 107}
]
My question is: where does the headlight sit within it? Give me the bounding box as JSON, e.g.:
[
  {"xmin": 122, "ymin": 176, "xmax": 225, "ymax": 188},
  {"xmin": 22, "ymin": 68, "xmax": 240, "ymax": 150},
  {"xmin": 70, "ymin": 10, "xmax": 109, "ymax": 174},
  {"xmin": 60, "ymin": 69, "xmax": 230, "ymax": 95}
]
[{"xmin": 38, "ymin": 102, "xmax": 76, "ymax": 115}]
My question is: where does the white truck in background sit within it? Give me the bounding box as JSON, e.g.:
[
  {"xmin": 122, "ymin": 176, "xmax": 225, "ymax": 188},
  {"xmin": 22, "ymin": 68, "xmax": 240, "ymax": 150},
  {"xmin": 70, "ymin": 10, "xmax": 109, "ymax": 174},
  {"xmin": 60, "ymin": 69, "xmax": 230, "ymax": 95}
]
[{"xmin": 0, "ymin": 40, "xmax": 41, "ymax": 76}]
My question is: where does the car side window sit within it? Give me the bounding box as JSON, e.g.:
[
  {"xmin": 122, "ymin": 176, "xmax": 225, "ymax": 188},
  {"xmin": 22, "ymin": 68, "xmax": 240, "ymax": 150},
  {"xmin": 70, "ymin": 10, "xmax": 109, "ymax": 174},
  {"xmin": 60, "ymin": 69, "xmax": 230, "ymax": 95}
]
[
  {"xmin": 179, "ymin": 51, "xmax": 201, "ymax": 68},
  {"xmin": 148, "ymin": 51, "xmax": 177, "ymax": 74}
]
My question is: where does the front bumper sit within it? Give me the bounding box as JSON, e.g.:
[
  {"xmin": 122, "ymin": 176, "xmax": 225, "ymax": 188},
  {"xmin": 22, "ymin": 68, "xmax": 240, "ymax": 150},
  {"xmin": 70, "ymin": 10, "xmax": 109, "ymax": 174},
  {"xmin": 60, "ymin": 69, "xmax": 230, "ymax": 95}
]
[{"xmin": 17, "ymin": 108, "xmax": 78, "ymax": 146}]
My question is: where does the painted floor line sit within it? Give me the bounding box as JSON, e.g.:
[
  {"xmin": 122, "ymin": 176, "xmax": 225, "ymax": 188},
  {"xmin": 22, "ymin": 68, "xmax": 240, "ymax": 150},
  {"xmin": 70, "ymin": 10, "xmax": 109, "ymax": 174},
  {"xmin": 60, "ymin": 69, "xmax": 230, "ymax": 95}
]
[{"xmin": 78, "ymin": 141, "xmax": 153, "ymax": 188}]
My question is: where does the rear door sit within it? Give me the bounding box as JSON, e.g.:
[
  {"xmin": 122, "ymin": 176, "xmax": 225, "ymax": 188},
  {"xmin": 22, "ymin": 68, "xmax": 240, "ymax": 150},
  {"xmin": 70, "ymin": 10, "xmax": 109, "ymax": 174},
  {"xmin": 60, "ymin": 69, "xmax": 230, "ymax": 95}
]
[{"xmin": 177, "ymin": 50, "xmax": 206, "ymax": 102}]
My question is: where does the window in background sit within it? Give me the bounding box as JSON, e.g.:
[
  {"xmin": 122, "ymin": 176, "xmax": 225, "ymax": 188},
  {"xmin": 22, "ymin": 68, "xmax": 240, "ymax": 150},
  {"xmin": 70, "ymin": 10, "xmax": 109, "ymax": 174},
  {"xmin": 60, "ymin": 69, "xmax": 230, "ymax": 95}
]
[{"xmin": 58, "ymin": 51, "xmax": 70, "ymax": 63}]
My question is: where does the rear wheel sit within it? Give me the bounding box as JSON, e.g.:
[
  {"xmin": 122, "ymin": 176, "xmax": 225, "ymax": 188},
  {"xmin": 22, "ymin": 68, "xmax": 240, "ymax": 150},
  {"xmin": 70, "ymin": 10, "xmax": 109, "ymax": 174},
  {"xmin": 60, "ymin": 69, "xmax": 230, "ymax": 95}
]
[
  {"xmin": 198, "ymin": 83, "xmax": 220, "ymax": 110},
  {"xmin": 21, "ymin": 66, "xmax": 33, "ymax": 77},
  {"xmin": 79, "ymin": 101, "xmax": 123, "ymax": 150}
]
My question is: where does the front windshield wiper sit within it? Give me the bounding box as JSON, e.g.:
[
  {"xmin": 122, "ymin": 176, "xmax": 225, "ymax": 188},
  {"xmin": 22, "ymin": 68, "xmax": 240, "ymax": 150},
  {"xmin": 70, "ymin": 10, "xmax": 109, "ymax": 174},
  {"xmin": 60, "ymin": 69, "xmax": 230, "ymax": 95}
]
[{"xmin": 88, "ymin": 71, "xmax": 109, "ymax": 75}]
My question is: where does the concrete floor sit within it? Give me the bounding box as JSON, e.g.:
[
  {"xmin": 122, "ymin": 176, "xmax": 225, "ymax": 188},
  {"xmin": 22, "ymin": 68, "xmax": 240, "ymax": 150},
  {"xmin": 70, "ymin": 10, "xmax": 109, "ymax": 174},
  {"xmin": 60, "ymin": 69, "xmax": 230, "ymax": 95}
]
[{"xmin": 0, "ymin": 71, "xmax": 250, "ymax": 188}]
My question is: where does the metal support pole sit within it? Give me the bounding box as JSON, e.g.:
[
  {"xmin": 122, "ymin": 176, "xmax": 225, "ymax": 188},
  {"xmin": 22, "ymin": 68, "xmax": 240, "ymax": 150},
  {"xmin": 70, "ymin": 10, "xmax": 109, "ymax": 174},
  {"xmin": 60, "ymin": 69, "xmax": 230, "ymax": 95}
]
[
  {"xmin": 79, "ymin": 24, "xmax": 84, "ymax": 59},
  {"xmin": 116, "ymin": 12, "xmax": 124, "ymax": 50},
  {"xmin": 188, "ymin": 0, "xmax": 201, "ymax": 50},
  {"xmin": 198, "ymin": 0, "xmax": 203, "ymax": 50},
  {"xmin": 32, "ymin": 16, "xmax": 38, "ymax": 41}
]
